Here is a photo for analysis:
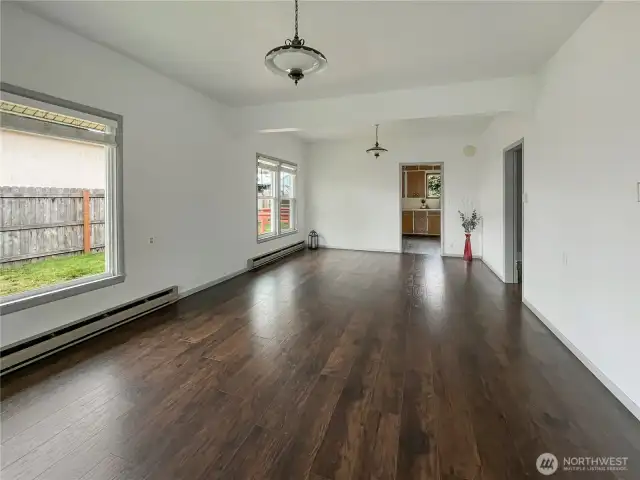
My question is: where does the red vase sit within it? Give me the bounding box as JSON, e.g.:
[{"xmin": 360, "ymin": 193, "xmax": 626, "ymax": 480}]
[{"xmin": 463, "ymin": 233, "xmax": 473, "ymax": 261}]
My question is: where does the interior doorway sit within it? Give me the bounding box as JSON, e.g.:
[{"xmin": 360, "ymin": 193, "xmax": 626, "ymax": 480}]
[
  {"xmin": 504, "ymin": 141, "xmax": 523, "ymax": 283},
  {"xmin": 399, "ymin": 163, "xmax": 443, "ymax": 255}
]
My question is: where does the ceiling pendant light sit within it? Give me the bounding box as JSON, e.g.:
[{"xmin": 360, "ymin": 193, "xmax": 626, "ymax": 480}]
[
  {"xmin": 264, "ymin": 0, "xmax": 327, "ymax": 85},
  {"xmin": 366, "ymin": 124, "xmax": 389, "ymax": 158}
]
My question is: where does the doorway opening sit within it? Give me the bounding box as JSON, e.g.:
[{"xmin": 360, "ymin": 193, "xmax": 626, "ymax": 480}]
[
  {"xmin": 400, "ymin": 163, "xmax": 443, "ymax": 255},
  {"xmin": 504, "ymin": 141, "xmax": 523, "ymax": 283}
]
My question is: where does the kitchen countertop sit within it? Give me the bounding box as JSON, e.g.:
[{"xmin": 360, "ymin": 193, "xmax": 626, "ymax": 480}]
[{"xmin": 403, "ymin": 208, "xmax": 441, "ymax": 212}]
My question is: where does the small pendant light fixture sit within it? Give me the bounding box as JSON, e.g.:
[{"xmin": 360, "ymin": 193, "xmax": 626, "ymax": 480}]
[
  {"xmin": 265, "ymin": 0, "xmax": 327, "ymax": 85},
  {"xmin": 366, "ymin": 124, "xmax": 389, "ymax": 158}
]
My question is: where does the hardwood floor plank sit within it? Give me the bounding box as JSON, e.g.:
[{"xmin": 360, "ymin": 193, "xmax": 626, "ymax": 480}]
[
  {"xmin": 308, "ymin": 474, "xmax": 331, "ymax": 480},
  {"xmin": 397, "ymin": 369, "xmax": 438, "ymax": 480},
  {"xmin": 259, "ymin": 319, "xmax": 345, "ymax": 434},
  {"xmin": 433, "ymin": 342, "xmax": 482, "ymax": 480},
  {"xmin": 179, "ymin": 362, "xmax": 302, "ymax": 478},
  {"xmin": 269, "ymin": 374, "xmax": 346, "ymax": 480},
  {"xmin": 219, "ymin": 343, "xmax": 291, "ymax": 399},
  {"xmin": 353, "ymin": 410, "xmax": 401, "ymax": 480},
  {"xmin": 310, "ymin": 316, "xmax": 384, "ymax": 480},
  {"xmin": 1, "ymin": 384, "xmax": 119, "ymax": 468},
  {"xmin": 77, "ymin": 454, "xmax": 130, "ymax": 480},
  {"xmin": 32, "ymin": 432, "xmax": 122, "ymax": 480},
  {"xmin": 321, "ymin": 311, "xmax": 369, "ymax": 378},
  {"xmin": 372, "ymin": 311, "xmax": 407, "ymax": 415},
  {"xmin": 217, "ymin": 425, "xmax": 290, "ymax": 480},
  {"xmin": 1, "ymin": 373, "xmax": 115, "ymax": 442},
  {"xmin": 202, "ymin": 324, "xmax": 275, "ymax": 374},
  {"xmin": 109, "ymin": 360, "xmax": 228, "ymax": 467},
  {"xmin": 122, "ymin": 388, "xmax": 233, "ymax": 480},
  {"xmin": 1, "ymin": 395, "xmax": 134, "ymax": 480}
]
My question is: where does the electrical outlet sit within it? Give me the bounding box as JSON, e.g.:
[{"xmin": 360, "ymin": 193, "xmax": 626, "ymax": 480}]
[{"xmin": 149, "ymin": 237, "xmax": 155, "ymax": 244}]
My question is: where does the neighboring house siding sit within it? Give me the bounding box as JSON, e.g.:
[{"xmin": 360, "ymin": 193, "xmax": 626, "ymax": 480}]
[{"xmin": 0, "ymin": 129, "xmax": 105, "ymax": 188}]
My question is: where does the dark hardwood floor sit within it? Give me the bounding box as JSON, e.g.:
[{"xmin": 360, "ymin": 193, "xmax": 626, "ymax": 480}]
[
  {"xmin": 402, "ymin": 236, "xmax": 441, "ymax": 256},
  {"xmin": 1, "ymin": 249, "xmax": 639, "ymax": 480}
]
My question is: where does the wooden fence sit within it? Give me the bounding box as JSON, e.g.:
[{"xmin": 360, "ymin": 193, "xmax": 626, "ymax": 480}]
[{"xmin": 0, "ymin": 186, "xmax": 105, "ymax": 269}]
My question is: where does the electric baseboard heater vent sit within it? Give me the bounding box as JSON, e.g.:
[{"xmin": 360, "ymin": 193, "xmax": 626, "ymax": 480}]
[
  {"xmin": 0, "ymin": 286, "xmax": 178, "ymax": 375},
  {"xmin": 248, "ymin": 241, "xmax": 305, "ymax": 270}
]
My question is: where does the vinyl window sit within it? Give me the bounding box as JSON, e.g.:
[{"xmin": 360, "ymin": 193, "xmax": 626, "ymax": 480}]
[
  {"xmin": 257, "ymin": 155, "xmax": 297, "ymax": 242},
  {"xmin": 0, "ymin": 83, "xmax": 124, "ymax": 315}
]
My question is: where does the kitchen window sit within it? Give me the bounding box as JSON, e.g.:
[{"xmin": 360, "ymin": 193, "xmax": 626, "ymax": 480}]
[
  {"xmin": 427, "ymin": 173, "xmax": 441, "ymax": 198},
  {"xmin": 257, "ymin": 155, "xmax": 297, "ymax": 242},
  {"xmin": 0, "ymin": 83, "xmax": 124, "ymax": 315}
]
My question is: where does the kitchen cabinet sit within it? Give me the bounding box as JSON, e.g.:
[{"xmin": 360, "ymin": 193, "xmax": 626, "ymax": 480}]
[
  {"xmin": 413, "ymin": 211, "xmax": 428, "ymax": 234},
  {"xmin": 406, "ymin": 171, "xmax": 426, "ymax": 198},
  {"xmin": 402, "ymin": 210, "xmax": 441, "ymax": 236},
  {"xmin": 402, "ymin": 211, "xmax": 413, "ymax": 234},
  {"xmin": 427, "ymin": 214, "xmax": 441, "ymax": 235}
]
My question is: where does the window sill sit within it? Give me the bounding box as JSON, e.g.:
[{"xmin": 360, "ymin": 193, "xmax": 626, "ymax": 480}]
[
  {"xmin": 0, "ymin": 274, "xmax": 125, "ymax": 315},
  {"xmin": 257, "ymin": 229, "xmax": 299, "ymax": 244}
]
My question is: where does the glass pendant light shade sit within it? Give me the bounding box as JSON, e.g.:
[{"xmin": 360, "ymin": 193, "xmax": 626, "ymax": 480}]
[
  {"xmin": 366, "ymin": 124, "xmax": 388, "ymax": 158},
  {"xmin": 366, "ymin": 145, "xmax": 389, "ymax": 158},
  {"xmin": 265, "ymin": 0, "xmax": 327, "ymax": 85},
  {"xmin": 265, "ymin": 44, "xmax": 327, "ymax": 84}
]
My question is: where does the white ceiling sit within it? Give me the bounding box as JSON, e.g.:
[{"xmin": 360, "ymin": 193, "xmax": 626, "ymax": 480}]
[
  {"xmin": 296, "ymin": 114, "xmax": 495, "ymax": 141},
  {"xmin": 19, "ymin": 1, "xmax": 598, "ymax": 107}
]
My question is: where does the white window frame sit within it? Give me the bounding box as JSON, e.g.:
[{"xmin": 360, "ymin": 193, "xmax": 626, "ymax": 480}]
[
  {"xmin": 0, "ymin": 83, "xmax": 125, "ymax": 315},
  {"xmin": 256, "ymin": 154, "xmax": 298, "ymax": 243}
]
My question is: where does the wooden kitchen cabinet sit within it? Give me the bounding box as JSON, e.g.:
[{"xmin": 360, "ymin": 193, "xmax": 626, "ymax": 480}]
[
  {"xmin": 403, "ymin": 210, "xmax": 440, "ymax": 236},
  {"xmin": 427, "ymin": 213, "xmax": 441, "ymax": 235},
  {"xmin": 402, "ymin": 211, "xmax": 413, "ymax": 234},
  {"xmin": 413, "ymin": 211, "xmax": 428, "ymax": 234},
  {"xmin": 406, "ymin": 171, "xmax": 426, "ymax": 198}
]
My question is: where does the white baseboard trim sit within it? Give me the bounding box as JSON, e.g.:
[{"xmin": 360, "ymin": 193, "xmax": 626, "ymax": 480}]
[
  {"xmin": 481, "ymin": 258, "xmax": 505, "ymax": 282},
  {"xmin": 523, "ymin": 298, "xmax": 640, "ymax": 421},
  {"xmin": 178, "ymin": 268, "xmax": 248, "ymax": 300},
  {"xmin": 320, "ymin": 245, "xmax": 402, "ymax": 254}
]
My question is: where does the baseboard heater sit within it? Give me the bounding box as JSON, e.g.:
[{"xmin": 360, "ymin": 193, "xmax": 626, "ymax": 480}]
[
  {"xmin": 0, "ymin": 286, "xmax": 178, "ymax": 375},
  {"xmin": 248, "ymin": 241, "xmax": 305, "ymax": 270}
]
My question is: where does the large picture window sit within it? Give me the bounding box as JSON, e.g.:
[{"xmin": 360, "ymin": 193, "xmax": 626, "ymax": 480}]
[
  {"xmin": 0, "ymin": 83, "xmax": 124, "ymax": 314},
  {"xmin": 257, "ymin": 155, "xmax": 297, "ymax": 242}
]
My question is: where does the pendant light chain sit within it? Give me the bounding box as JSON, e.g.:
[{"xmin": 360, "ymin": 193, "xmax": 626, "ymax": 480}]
[
  {"xmin": 286, "ymin": 0, "xmax": 304, "ymax": 46},
  {"xmin": 294, "ymin": 0, "xmax": 299, "ymax": 39},
  {"xmin": 375, "ymin": 124, "xmax": 380, "ymax": 146}
]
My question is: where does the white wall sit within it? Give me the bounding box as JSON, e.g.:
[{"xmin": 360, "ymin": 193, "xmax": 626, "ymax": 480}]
[
  {"xmin": 0, "ymin": 4, "xmax": 306, "ymax": 347},
  {"xmin": 479, "ymin": 113, "xmax": 531, "ymax": 280},
  {"xmin": 0, "ymin": 130, "xmax": 106, "ymax": 188},
  {"xmin": 480, "ymin": 3, "xmax": 640, "ymax": 415},
  {"xmin": 307, "ymin": 134, "xmax": 482, "ymax": 256}
]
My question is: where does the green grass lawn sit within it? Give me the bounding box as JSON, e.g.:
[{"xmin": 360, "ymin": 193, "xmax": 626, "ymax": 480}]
[
  {"xmin": 262, "ymin": 221, "xmax": 292, "ymax": 233},
  {"xmin": 0, "ymin": 252, "xmax": 105, "ymax": 297}
]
